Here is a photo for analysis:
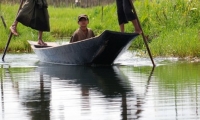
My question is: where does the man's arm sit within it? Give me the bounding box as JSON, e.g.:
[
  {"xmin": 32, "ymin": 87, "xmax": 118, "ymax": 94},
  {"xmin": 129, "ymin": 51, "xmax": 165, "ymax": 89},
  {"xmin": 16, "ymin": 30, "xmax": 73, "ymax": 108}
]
[{"xmin": 70, "ymin": 34, "xmax": 78, "ymax": 43}]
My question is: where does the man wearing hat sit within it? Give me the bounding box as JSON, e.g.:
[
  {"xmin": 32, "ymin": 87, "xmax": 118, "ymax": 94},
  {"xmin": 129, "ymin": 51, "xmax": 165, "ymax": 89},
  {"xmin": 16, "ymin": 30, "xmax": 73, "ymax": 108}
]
[{"xmin": 70, "ymin": 14, "xmax": 95, "ymax": 43}]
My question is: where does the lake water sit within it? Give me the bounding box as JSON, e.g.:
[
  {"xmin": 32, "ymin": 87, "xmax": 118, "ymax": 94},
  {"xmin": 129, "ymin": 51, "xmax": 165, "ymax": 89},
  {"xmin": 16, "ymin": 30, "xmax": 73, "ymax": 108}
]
[{"xmin": 0, "ymin": 52, "xmax": 199, "ymax": 120}]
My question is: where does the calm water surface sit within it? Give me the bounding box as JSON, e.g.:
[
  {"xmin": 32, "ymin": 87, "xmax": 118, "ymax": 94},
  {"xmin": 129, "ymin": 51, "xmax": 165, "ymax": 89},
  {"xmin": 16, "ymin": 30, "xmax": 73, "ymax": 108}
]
[{"xmin": 0, "ymin": 52, "xmax": 199, "ymax": 120}]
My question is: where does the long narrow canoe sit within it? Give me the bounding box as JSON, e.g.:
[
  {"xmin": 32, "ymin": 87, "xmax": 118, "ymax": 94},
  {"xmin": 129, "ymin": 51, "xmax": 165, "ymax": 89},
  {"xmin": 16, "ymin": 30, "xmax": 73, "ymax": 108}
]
[{"xmin": 28, "ymin": 30, "xmax": 139, "ymax": 65}]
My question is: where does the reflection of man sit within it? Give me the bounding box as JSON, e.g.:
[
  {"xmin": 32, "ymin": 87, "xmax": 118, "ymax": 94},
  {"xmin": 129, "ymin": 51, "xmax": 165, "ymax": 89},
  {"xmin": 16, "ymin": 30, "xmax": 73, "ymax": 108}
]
[
  {"xmin": 81, "ymin": 86, "xmax": 90, "ymax": 111},
  {"xmin": 70, "ymin": 14, "xmax": 95, "ymax": 43}
]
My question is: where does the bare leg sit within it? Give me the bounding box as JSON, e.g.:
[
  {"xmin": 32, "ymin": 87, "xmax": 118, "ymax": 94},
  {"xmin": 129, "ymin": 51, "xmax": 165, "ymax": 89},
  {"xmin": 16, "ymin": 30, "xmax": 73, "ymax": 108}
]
[
  {"xmin": 10, "ymin": 21, "xmax": 19, "ymax": 36},
  {"xmin": 131, "ymin": 19, "xmax": 142, "ymax": 34},
  {"xmin": 38, "ymin": 31, "xmax": 47, "ymax": 46},
  {"xmin": 119, "ymin": 24, "xmax": 125, "ymax": 32}
]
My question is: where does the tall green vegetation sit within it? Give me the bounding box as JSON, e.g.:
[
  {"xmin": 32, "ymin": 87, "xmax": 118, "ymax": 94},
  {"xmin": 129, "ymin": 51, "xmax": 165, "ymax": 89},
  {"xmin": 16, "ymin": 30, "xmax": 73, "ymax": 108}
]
[
  {"xmin": 137, "ymin": 0, "xmax": 200, "ymax": 57},
  {"xmin": 0, "ymin": 0, "xmax": 200, "ymax": 58}
]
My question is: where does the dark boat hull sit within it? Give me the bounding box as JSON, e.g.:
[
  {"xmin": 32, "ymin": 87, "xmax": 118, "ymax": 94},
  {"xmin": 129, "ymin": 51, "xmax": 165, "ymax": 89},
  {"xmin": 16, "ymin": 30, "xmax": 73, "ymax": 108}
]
[{"xmin": 28, "ymin": 30, "xmax": 138, "ymax": 65}]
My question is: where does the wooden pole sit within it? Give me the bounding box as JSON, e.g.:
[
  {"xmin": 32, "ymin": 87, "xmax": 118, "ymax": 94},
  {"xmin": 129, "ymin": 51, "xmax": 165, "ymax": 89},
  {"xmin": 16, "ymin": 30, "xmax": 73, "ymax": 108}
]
[
  {"xmin": 1, "ymin": 16, "xmax": 7, "ymax": 28},
  {"xmin": 129, "ymin": 0, "xmax": 156, "ymax": 66}
]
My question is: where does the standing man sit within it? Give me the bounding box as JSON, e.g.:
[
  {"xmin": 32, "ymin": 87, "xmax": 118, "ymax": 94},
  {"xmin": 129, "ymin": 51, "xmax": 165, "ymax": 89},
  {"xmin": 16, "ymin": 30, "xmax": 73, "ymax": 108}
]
[
  {"xmin": 10, "ymin": 0, "xmax": 50, "ymax": 45},
  {"xmin": 70, "ymin": 14, "xmax": 95, "ymax": 43},
  {"xmin": 116, "ymin": 0, "xmax": 142, "ymax": 34}
]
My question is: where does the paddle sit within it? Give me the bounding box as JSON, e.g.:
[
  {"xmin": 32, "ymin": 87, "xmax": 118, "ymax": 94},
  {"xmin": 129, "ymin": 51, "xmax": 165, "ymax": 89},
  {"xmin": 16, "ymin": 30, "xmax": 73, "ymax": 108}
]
[
  {"xmin": 129, "ymin": 0, "xmax": 156, "ymax": 66},
  {"xmin": 2, "ymin": 0, "xmax": 24, "ymax": 62}
]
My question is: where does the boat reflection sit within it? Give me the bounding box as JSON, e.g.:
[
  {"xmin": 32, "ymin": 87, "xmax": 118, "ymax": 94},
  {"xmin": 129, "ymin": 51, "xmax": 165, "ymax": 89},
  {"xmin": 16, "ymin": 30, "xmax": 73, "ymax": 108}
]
[
  {"xmin": 37, "ymin": 64, "xmax": 133, "ymax": 95},
  {"xmin": 0, "ymin": 63, "xmax": 155, "ymax": 120},
  {"xmin": 36, "ymin": 63, "xmax": 154, "ymax": 119}
]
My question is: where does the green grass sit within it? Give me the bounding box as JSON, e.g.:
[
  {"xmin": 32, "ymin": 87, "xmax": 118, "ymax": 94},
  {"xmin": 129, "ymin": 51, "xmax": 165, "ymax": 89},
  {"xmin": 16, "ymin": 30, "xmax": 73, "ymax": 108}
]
[
  {"xmin": 0, "ymin": 0, "xmax": 200, "ymax": 58},
  {"xmin": 134, "ymin": 0, "xmax": 200, "ymax": 58}
]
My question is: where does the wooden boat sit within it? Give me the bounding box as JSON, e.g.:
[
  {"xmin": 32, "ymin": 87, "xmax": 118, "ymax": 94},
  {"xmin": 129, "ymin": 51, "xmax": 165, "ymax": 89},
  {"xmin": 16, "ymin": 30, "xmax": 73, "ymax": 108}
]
[{"xmin": 28, "ymin": 30, "xmax": 139, "ymax": 65}]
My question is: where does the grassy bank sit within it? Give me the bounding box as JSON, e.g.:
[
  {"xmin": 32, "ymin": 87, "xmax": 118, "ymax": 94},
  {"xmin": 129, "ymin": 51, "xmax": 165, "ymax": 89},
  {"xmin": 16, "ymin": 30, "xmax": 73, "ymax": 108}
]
[{"xmin": 0, "ymin": 0, "xmax": 200, "ymax": 58}]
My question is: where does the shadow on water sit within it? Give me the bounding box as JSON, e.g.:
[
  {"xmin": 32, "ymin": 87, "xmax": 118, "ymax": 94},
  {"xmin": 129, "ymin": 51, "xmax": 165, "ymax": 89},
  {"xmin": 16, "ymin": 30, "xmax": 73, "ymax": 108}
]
[{"xmin": 0, "ymin": 63, "xmax": 155, "ymax": 120}]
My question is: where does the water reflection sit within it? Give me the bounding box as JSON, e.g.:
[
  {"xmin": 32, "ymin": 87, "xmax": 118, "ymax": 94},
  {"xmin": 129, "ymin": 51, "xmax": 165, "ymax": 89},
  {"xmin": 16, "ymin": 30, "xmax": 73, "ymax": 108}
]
[
  {"xmin": 25, "ymin": 72, "xmax": 51, "ymax": 120},
  {"xmin": 0, "ymin": 65, "xmax": 49, "ymax": 120},
  {"xmin": 35, "ymin": 63, "xmax": 155, "ymax": 120},
  {"xmin": 0, "ymin": 67, "xmax": 4, "ymax": 118},
  {"xmin": 1, "ymin": 63, "xmax": 154, "ymax": 120},
  {"xmin": 1, "ymin": 61, "xmax": 200, "ymax": 120}
]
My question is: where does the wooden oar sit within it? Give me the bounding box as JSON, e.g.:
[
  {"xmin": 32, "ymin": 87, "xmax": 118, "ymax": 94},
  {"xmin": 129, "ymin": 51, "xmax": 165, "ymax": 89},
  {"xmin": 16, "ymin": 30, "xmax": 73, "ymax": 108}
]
[
  {"xmin": 129, "ymin": 0, "xmax": 156, "ymax": 66},
  {"xmin": 2, "ymin": 0, "xmax": 23, "ymax": 62}
]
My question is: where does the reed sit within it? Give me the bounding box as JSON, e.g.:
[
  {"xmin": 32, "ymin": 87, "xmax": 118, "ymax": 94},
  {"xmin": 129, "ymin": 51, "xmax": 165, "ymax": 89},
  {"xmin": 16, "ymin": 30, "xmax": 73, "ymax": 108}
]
[
  {"xmin": 0, "ymin": 0, "xmax": 200, "ymax": 58},
  {"xmin": 144, "ymin": 0, "xmax": 200, "ymax": 58}
]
